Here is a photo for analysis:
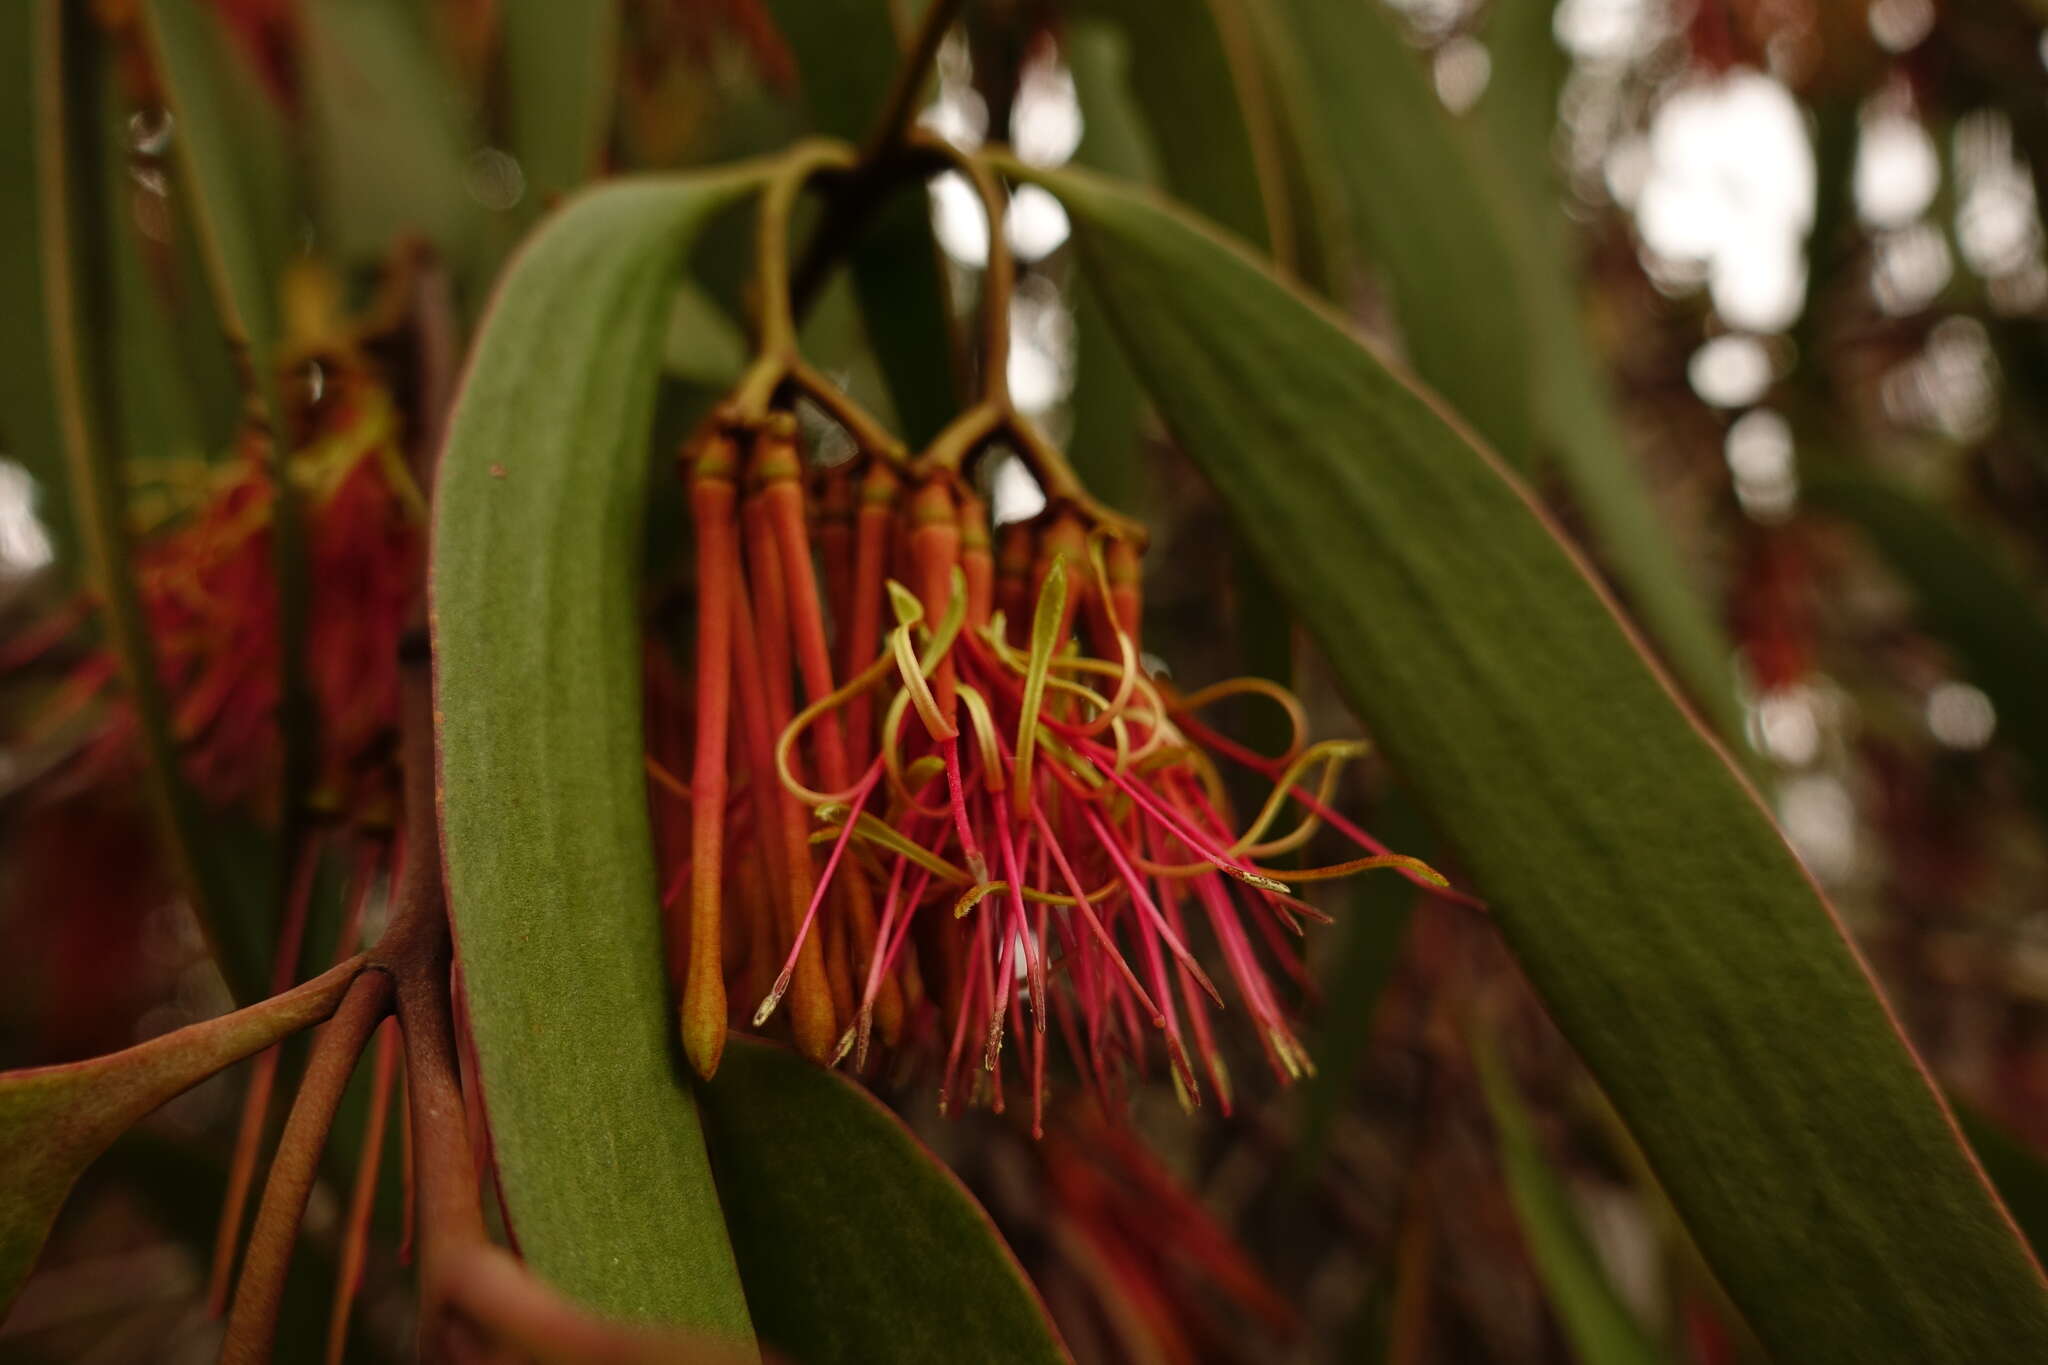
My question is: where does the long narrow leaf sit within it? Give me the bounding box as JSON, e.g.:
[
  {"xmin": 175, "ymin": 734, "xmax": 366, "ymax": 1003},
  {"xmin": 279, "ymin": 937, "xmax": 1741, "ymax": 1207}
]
[
  {"xmin": 1476, "ymin": 1041, "xmax": 1667, "ymax": 1365},
  {"xmin": 140, "ymin": 0, "xmax": 297, "ymax": 368},
  {"xmin": 35, "ymin": 0, "xmax": 275, "ymax": 1004},
  {"xmin": 430, "ymin": 171, "xmax": 767, "ymax": 1339},
  {"xmin": 1063, "ymin": 20, "xmax": 1155, "ymax": 513},
  {"xmin": 1032, "ymin": 162, "xmax": 2048, "ymax": 1362},
  {"xmin": 0, "ymin": 6, "xmax": 68, "ymax": 562},
  {"xmin": 1267, "ymin": 0, "xmax": 1532, "ymax": 462},
  {"xmin": 1803, "ymin": 468, "xmax": 2048, "ymax": 811},
  {"xmin": 501, "ymin": 0, "xmax": 618, "ymax": 206},
  {"xmin": 138, "ymin": 0, "xmax": 317, "ymax": 989},
  {"xmin": 1466, "ymin": 0, "xmax": 1739, "ymax": 737}
]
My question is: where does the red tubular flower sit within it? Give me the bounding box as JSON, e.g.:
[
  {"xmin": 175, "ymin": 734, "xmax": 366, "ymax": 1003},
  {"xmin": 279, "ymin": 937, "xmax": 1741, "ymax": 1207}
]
[{"xmin": 665, "ymin": 404, "xmax": 1449, "ymax": 1128}]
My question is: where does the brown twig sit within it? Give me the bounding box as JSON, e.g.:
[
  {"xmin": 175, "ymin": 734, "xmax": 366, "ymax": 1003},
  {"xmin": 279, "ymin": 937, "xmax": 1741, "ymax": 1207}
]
[
  {"xmin": 206, "ymin": 838, "xmax": 322, "ymax": 1312},
  {"xmin": 860, "ymin": 0, "xmax": 970, "ymax": 165},
  {"xmin": 220, "ymin": 968, "xmax": 394, "ymax": 1363}
]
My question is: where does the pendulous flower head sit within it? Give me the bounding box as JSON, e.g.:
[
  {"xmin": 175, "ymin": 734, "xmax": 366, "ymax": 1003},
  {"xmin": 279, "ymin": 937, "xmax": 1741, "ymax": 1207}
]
[{"xmin": 659, "ymin": 398, "xmax": 1446, "ymax": 1130}]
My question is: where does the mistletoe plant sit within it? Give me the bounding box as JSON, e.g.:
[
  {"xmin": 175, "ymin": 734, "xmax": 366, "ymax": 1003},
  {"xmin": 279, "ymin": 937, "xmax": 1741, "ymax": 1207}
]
[{"xmin": 3, "ymin": 1, "xmax": 2047, "ymax": 1363}]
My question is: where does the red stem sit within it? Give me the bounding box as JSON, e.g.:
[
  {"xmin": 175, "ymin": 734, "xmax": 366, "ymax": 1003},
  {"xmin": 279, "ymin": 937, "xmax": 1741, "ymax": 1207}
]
[{"xmin": 221, "ymin": 969, "xmax": 393, "ymax": 1364}]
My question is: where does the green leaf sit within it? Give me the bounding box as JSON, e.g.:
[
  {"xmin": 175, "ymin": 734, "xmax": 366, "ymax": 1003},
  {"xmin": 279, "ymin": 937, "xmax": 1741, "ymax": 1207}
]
[
  {"xmin": 1476, "ymin": 1040, "xmax": 1667, "ymax": 1365},
  {"xmin": 1059, "ymin": 6, "xmax": 1296, "ymax": 706},
  {"xmin": 1266, "ymin": 0, "xmax": 1531, "ymax": 465},
  {"xmin": 1069, "ymin": 0, "xmax": 1283, "ymax": 256},
  {"xmin": 299, "ymin": 0, "xmax": 483, "ymax": 282},
  {"xmin": 1063, "ymin": 20, "xmax": 1156, "ymax": 515},
  {"xmin": 1033, "ymin": 163, "xmax": 2048, "ymax": 1363},
  {"xmin": 758, "ymin": 0, "xmax": 902, "ymax": 144},
  {"xmin": 500, "ymin": 0, "xmax": 618, "ymax": 206},
  {"xmin": 430, "ymin": 170, "xmax": 766, "ymax": 1340},
  {"xmin": 1802, "ymin": 469, "xmax": 2048, "ymax": 811},
  {"xmin": 140, "ymin": 0, "xmax": 298, "ymax": 367},
  {"xmin": 699, "ymin": 1038, "xmax": 1067, "ymax": 1365},
  {"xmin": 1465, "ymin": 0, "xmax": 1739, "ymax": 739},
  {"xmin": 0, "ymin": 5, "xmax": 69, "ymax": 563},
  {"xmin": 0, "ymin": 959, "xmax": 363, "ymax": 1313}
]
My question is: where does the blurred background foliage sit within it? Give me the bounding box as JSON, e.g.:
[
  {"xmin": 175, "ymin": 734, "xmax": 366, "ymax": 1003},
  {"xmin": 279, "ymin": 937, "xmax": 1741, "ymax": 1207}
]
[{"xmin": 5, "ymin": 0, "xmax": 2048, "ymax": 1360}]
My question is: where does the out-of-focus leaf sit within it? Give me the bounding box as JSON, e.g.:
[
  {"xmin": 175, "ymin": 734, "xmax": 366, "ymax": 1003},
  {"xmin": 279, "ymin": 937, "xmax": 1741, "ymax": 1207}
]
[
  {"xmin": 141, "ymin": 0, "xmax": 297, "ymax": 368},
  {"xmin": 1956, "ymin": 1103, "xmax": 2048, "ymax": 1264},
  {"xmin": 760, "ymin": 0, "xmax": 959, "ymax": 444},
  {"xmin": 1033, "ymin": 163, "xmax": 2048, "ymax": 1363},
  {"xmin": 300, "ymin": 0, "xmax": 482, "ymax": 280},
  {"xmin": 1803, "ymin": 469, "xmax": 2048, "ymax": 809},
  {"xmin": 500, "ymin": 0, "xmax": 617, "ymax": 207},
  {"xmin": 699, "ymin": 1038, "xmax": 1067, "ymax": 1365},
  {"xmin": 1234, "ymin": 0, "xmax": 1346, "ymax": 292},
  {"xmin": 843, "ymin": 195, "xmax": 960, "ymax": 446},
  {"xmin": 1267, "ymin": 0, "xmax": 1531, "ymax": 463},
  {"xmin": 0, "ymin": 959, "xmax": 363, "ymax": 1313},
  {"xmin": 36, "ymin": 0, "xmax": 275, "ymax": 1005},
  {"xmin": 758, "ymin": 0, "xmax": 901, "ymax": 142},
  {"xmin": 0, "ymin": 6, "xmax": 68, "ymax": 561},
  {"xmin": 664, "ymin": 281, "xmax": 749, "ymax": 387},
  {"xmin": 1295, "ymin": 798, "xmax": 1428, "ymax": 1170},
  {"xmin": 1069, "ymin": 0, "xmax": 1281, "ymax": 255},
  {"xmin": 1469, "ymin": 0, "xmax": 1570, "ymax": 227},
  {"xmin": 431, "ymin": 170, "xmax": 766, "ymax": 1340},
  {"xmin": 1063, "ymin": 20, "xmax": 1154, "ymax": 515},
  {"xmin": 1477, "ymin": 1041, "xmax": 1667, "ymax": 1365},
  {"xmin": 1467, "ymin": 0, "xmax": 1739, "ymax": 740},
  {"xmin": 145, "ymin": 0, "xmax": 328, "ymax": 884},
  {"xmin": 1061, "ymin": 4, "xmax": 1294, "ymax": 711}
]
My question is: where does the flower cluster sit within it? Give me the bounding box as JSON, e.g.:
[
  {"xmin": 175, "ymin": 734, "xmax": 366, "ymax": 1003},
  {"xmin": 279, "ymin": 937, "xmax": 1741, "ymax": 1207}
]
[
  {"xmin": 662, "ymin": 400, "xmax": 1442, "ymax": 1130},
  {"xmin": 10, "ymin": 350, "xmax": 424, "ymax": 828}
]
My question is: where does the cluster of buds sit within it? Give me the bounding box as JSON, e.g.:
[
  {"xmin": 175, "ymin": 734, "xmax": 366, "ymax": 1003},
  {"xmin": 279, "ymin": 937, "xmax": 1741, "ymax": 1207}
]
[{"xmin": 662, "ymin": 396, "xmax": 1441, "ymax": 1130}]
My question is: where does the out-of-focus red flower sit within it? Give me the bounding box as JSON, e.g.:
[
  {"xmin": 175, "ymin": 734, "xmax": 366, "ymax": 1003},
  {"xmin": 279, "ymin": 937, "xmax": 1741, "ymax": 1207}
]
[{"xmin": 15, "ymin": 358, "xmax": 423, "ymax": 831}]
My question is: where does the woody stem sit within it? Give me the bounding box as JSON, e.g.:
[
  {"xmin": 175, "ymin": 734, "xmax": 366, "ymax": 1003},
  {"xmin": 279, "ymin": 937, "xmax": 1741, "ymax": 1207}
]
[{"xmin": 862, "ymin": 0, "xmax": 970, "ymax": 164}]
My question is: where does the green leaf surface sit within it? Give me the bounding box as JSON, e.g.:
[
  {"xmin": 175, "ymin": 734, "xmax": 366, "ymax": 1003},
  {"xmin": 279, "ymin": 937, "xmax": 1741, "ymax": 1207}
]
[
  {"xmin": 1268, "ymin": 0, "xmax": 1531, "ymax": 463},
  {"xmin": 1466, "ymin": 0, "xmax": 1738, "ymax": 739},
  {"xmin": 300, "ymin": 0, "xmax": 482, "ymax": 281},
  {"xmin": 1802, "ymin": 469, "xmax": 2048, "ymax": 809},
  {"xmin": 141, "ymin": 0, "xmax": 298, "ymax": 367},
  {"xmin": 1063, "ymin": 20, "xmax": 1155, "ymax": 514},
  {"xmin": 758, "ymin": 0, "xmax": 901, "ymax": 144},
  {"xmin": 1034, "ymin": 163, "xmax": 2048, "ymax": 1363},
  {"xmin": 1477, "ymin": 1041, "xmax": 1667, "ymax": 1365},
  {"xmin": 700, "ymin": 1038, "xmax": 1068, "ymax": 1365},
  {"xmin": 1069, "ymin": 0, "xmax": 1281, "ymax": 255},
  {"xmin": 430, "ymin": 171, "xmax": 764, "ymax": 1340},
  {"xmin": 500, "ymin": 0, "xmax": 618, "ymax": 207},
  {"xmin": 0, "ymin": 959, "xmax": 362, "ymax": 1313},
  {"xmin": 0, "ymin": 6, "xmax": 69, "ymax": 562},
  {"xmin": 142, "ymin": 0, "xmax": 325, "ymax": 916}
]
